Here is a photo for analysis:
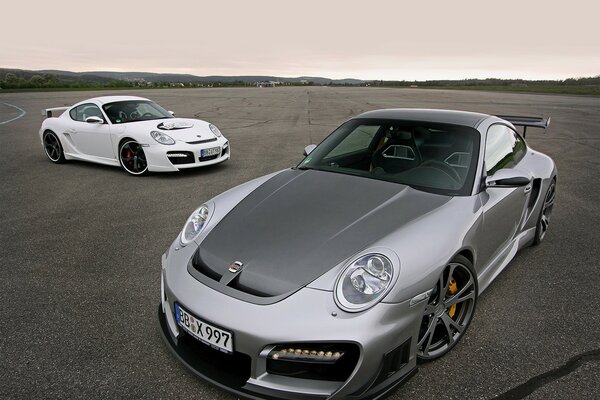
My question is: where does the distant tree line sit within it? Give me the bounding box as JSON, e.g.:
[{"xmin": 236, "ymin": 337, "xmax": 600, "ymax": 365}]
[
  {"xmin": 0, "ymin": 72, "xmax": 136, "ymax": 89},
  {"xmin": 370, "ymin": 76, "xmax": 600, "ymax": 88},
  {"xmin": 1, "ymin": 71, "xmax": 598, "ymax": 92}
]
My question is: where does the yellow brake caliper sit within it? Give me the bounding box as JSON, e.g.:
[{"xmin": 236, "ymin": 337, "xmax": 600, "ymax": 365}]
[{"xmin": 448, "ymin": 278, "xmax": 458, "ymax": 318}]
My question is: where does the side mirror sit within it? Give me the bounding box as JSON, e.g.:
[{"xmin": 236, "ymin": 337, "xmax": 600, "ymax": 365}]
[
  {"xmin": 486, "ymin": 168, "xmax": 531, "ymax": 188},
  {"xmin": 168, "ymin": 111, "xmax": 175, "ymax": 116},
  {"xmin": 85, "ymin": 116, "xmax": 104, "ymax": 124},
  {"xmin": 303, "ymin": 144, "xmax": 317, "ymax": 156}
]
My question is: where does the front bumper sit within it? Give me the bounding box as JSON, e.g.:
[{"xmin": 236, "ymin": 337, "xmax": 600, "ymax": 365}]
[
  {"xmin": 145, "ymin": 137, "xmax": 230, "ymax": 172},
  {"xmin": 159, "ymin": 246, "xmax": 422, "ymax": 399}
]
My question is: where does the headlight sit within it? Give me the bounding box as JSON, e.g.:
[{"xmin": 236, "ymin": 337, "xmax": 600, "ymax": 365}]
[
  {"xmin": 151, "ymin": 131, "xmax": 175, "ymax": 145},
  {"xmin": 180, "ymin": 204, "xmax": 210, "ymax": 245},
  {"xmin": 335, "ymin": 254, "xmax": 394, "ymax": 312},
  {"xmin": 209, "ymin": 123, "xmax": 222, "ymax": 137}
]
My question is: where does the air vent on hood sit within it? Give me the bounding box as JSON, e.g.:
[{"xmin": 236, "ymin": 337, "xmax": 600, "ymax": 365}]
[
  {"xmin": 157, "ymin": 121, "xmax": 194, "ymax": 130},
  {"xmin": 191, "ymin": 251, "xmax": 223, "ymax": 282},
  {"xmin": 191, "ymin": 249, "xmax": 271, "ymax": 297},
  {"xmin": 186, "ymin": 138, "xmax": 217, "ymax": 145}
]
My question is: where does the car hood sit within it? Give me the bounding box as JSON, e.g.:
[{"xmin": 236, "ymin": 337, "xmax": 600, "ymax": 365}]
[
  {"xmin": 118, "ymin": 118, "xmax": 217, "ymax": 143},
  {"xmin": 195, "ymin": 168, "xmax": 451, "ymax": 297}
]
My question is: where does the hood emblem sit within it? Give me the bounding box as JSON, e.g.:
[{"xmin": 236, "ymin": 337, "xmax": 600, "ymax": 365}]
[{"xmin": 228, "ymin": 261, "xmax": 243, "ymax": 273}]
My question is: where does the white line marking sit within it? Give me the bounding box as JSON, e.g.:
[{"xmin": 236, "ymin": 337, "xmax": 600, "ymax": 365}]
[{"xmin": 0, "ymin": 102, "xmax": 27, "ymax": 125}]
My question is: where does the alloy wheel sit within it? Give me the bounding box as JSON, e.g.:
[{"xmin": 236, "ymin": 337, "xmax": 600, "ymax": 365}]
[
  {"xmin": 417, "ymin": 261, "xmax": 476, "ymax": 360},
  {"xmin": 120, "ymin": 141, "xmax": 148, "ymax": 175},
  {"xmin": 43, "ymin": 132, "xmax": 62, "ymax": 162},
  {"xmin": 537, "ymin": 181, "xmax": 556, "ymax": 242}
]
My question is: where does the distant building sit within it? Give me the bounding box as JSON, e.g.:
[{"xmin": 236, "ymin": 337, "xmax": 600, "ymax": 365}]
[{"xmin": 256, "ymin": 81, "xmax": 281, "ymax": 88}]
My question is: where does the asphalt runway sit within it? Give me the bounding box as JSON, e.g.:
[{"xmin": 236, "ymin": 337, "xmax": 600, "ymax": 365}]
[{"xmin": 0, "ymin": 87, "xmax": 598, "ymax": 399}]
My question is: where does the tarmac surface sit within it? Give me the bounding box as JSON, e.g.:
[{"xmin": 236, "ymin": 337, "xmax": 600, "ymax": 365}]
[{"xmin": 0, "ymin": 87, "xmax": 598, "ymax": 399}]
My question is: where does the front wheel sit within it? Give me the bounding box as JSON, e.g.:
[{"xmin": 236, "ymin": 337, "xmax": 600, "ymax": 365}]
[
  {"xmin": 43, "ymin": 131, "xmax": 66, "ymax": 163},
  {"xmin": 119, "ymin": 140, "xmax": 148, "ymax": 176},
  {"xmin": 533, "ymin": 179, "xmax": 556, "ymax": 245},
  {"xmin": 417, "ymin": 255, "xmax": 477, "ymax": 360}
]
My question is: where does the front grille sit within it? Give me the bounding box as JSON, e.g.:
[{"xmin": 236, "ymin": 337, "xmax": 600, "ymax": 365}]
[
  {"xmin": 199, "ymin": 154, "xmax": 219, "ymax": 162},
  {"xmin": 177, "ymin": 329, "xmax": 252, "ymax": 386},
  {"xmin": 266, "ymin": 343, "xmax": 360, "ymax": 382},
  {"xmin": 221, "ymin": 145, "xmax": 229, "ymax": 157},
  {"xmin": 187, "ymin": 138, "xmax": 217, "ymax": 145},
  {"xmin": 371, "ymin": 338, "xmax": 411, "ymax": 387},
  {"xmin": 167, "ymin": 151, "xmax": 195, "ymax": 165}
]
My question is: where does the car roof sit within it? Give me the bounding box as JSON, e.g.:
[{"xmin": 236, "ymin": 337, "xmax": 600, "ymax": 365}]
[
  {"xmin": 75, "ymin": 95, "xmax": 151, "ymax": 107},
  {"xmin": 354, "ymin": 108, "xmax": 489, "ymax": 128}
]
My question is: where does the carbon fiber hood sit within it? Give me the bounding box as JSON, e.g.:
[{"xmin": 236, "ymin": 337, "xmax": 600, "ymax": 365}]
[{"xmin": 196, "ymin": 168, "xmax": 450, "ymax": 297}]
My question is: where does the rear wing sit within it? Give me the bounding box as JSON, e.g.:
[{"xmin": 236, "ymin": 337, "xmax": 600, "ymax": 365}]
[
  {"xmin": 496, "ymin": 115, "xmax": 551, "ymax": 137},
  {"xmin": 42, "ymin": 107, "xmax": 70, "ymax": 118}
]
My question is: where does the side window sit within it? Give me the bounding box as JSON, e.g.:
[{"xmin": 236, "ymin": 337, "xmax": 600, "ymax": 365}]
[
  {"xmin": 485, "ymin": 124, "xmax": 526, "ymax": 175},
  {"xmin": 325, "ymin": 125, "xmax": 380, "ymax": 158},
  {"xmin": 70, "ymin": 104, "xmax": 104, "ymax": 122}
]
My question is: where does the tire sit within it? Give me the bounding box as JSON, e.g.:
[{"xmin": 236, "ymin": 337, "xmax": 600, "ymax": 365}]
[
  {"xmin": 417, "ymin": 254, "xmax": 477, "ymax": 360},
  {"xmin": 533, "ymin": 179, "xmax": 556, "ymax": 245},
  {"xmin": 43, "ymin": 130, "xmax": 66, "ymax": 163},
  {"xmin": 119, "ymin": 140, "xmax": 148, "ymax": 176}
]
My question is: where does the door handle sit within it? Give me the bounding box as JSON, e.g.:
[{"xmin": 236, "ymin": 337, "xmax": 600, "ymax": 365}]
[{"xmin": 524, "ymin": 184, "xmax": 532, "ymax": 194}]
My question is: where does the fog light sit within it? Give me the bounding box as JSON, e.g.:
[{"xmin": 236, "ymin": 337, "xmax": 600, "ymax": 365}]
[
  {"xmin": 167, "ymin": 153, "xmax": 189, "ymax": 158},
  {"xmin": 268, "ymin": 346, "xmax": 345, "ymax": 362}
]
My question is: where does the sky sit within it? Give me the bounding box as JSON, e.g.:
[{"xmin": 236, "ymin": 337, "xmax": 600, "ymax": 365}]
[{"xmin": 1, "ymin": 0, "xmax": 599, "ymax": 81}]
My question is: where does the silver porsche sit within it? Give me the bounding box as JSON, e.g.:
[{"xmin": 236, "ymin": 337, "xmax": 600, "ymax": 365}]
[{"xmin": 158, "ymin": 109, "xmax": 556, "ymax": 399}]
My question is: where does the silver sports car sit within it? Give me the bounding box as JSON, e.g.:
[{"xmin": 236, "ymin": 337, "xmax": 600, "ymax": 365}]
[{"xmin": 159, "ymin": 109, "xmax": 556, "ymax": 399}]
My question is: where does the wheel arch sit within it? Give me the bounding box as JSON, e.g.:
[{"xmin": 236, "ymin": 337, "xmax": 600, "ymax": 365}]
[
  {"xmin": 118, "ymin": 136, "xmax": 137, "ymax": 149},
  {"xmin": 455, "ymin": 248, "xmax": 474, "ymax": 267}
]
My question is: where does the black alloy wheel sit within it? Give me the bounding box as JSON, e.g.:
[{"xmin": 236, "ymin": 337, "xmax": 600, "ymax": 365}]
[
  {"xmin": 119, "ymin": 140, "xmax": 148, "ymax": 175},
  {"xmin": 43, "ymin": 131, "xmax": 65, "ymax": 163}
]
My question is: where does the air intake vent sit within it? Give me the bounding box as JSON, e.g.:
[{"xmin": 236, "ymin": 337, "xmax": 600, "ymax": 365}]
[
  {"xmin": 167, "ymin": 151, "xmax": 195, "ymax": 165},
  {"xmin": 191, "ymin": 251, "xmax": 223, "ymax": 281},
  {"xmin": 187, "ymin": 138, "xmax": 217, "ymax": 145}
]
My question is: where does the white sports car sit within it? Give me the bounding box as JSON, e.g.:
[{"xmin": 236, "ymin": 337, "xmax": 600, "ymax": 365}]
[{"xmin": 39, "ymin": 95, "xmax": 230, "ymax": 175}]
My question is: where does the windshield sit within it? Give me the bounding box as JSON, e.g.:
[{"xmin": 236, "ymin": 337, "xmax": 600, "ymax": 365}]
[
  {"xmin": 298, "ymin": 118, "xmax": 480, "ymax": 196},
  {"xmin": 102, "ymin": 100, "xmax": 173, "ymax": 124}
]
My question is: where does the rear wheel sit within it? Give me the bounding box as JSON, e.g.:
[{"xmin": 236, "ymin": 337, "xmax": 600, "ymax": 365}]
[
  {"xmin": 533, "ymin": 179, "xmax": 556, "ymax": 245},
  {"xmin": 417, "ymin": 255, "xmax": 477, "ymax": 360},
  {"xmin": 43, "ymin": 131, "xmax": 65, "ymax": 163},
  {"xmin": 119, "ymin": 140, "xmax": 148, "ymax": 175}
]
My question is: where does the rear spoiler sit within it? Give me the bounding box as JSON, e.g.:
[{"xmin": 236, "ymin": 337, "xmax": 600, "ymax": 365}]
[
  {"xmin": 42, "ymin": 107, "xmax": 70, "ymax": 118},
  {"xmin": 496, "ymin": 115, "xmax": 551, "ymax": 137}
]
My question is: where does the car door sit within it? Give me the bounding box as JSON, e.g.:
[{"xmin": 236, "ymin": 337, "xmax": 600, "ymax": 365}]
[
  {"xmin": 65, "ymin": 103, "xmax": 115, "ymax": 160},
  {"xmin": 477, "ymin": 124, "xmax": 531, "ymax": 266}
]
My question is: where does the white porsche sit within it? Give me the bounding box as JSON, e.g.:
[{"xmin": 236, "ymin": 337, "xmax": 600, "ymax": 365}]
[{"xmin": 39, "ymin": 95, "xmax": 230, "ymax": 175}]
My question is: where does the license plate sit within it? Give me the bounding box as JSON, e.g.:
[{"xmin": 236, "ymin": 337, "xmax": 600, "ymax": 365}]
[
  {"xmin": 201, "ymin": 147, "xmax": 220, "ymax": 158},
  {"xmin": 175, "ymin": 303, "xmax": 233, "ymax": 353}
]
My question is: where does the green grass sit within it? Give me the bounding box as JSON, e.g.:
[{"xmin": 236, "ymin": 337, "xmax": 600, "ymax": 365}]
[{"xmin": 420, "ymin": 85, "xmax": 600, "ymax": 96}]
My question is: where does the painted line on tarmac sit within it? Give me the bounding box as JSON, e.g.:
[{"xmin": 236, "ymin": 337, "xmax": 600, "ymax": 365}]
[{"xmin": 0, "ymin": 102, "xmax": 27, "ymax": 125}]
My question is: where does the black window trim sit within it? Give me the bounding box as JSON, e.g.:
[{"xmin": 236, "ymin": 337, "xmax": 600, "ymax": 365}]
[
  {"xmin": 483, "ymin": 122, "xmax": 528, "ymax": 178},
  {"xmin": 69, "ymin": 103, "xmax": 108, "ymax": 124}
]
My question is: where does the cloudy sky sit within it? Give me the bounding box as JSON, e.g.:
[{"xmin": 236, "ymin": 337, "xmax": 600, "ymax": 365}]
[{"xmin": 2, "ymin": 0, "xmax": 599, "ymax": 80}]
